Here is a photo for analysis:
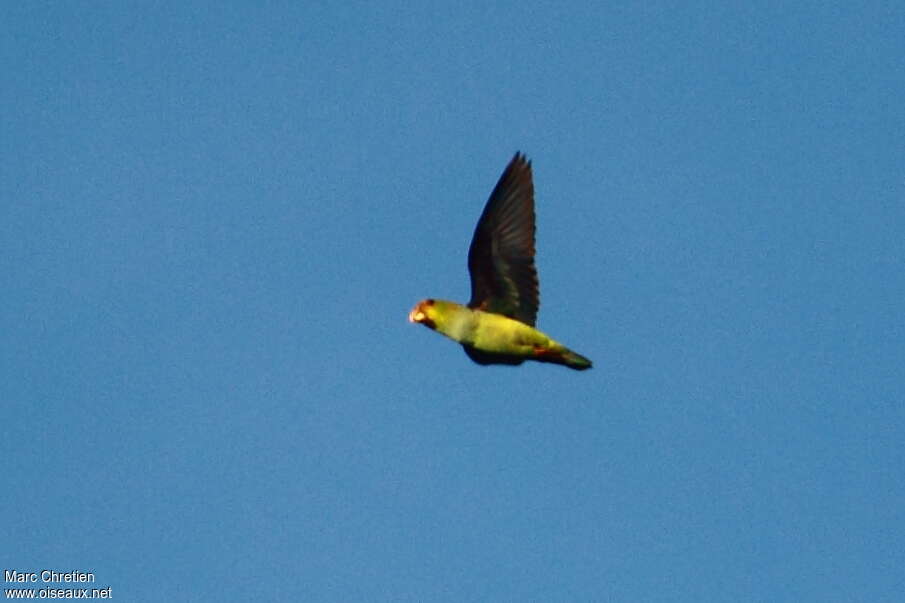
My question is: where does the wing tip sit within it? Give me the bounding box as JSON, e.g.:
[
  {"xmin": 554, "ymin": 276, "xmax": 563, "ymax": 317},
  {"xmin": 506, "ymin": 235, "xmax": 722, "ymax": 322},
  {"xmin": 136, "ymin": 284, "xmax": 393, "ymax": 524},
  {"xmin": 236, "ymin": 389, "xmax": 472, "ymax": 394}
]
[{"xmin": 511, "ymin": 150, "xmax": 531, "ymax": 170}]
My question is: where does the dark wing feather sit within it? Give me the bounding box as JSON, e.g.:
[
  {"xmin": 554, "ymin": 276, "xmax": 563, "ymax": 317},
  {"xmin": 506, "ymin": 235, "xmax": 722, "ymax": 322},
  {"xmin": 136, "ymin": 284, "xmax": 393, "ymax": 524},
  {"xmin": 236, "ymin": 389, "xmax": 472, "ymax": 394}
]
[
  {"xmin": 467, "ymin": 152, "xmax": 539, "ymax": 326},
  {"xmin": 462, "ymin": 344, "xmax": 525, "ymax": 366}
]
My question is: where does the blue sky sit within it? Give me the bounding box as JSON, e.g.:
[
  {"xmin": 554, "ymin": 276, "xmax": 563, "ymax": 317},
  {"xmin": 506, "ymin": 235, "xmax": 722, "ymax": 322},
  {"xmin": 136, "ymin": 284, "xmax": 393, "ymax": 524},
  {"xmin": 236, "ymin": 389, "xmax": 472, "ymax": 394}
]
[{"xmin": 3, "ymin": 2, "xmax": 904, "ymax": 601}]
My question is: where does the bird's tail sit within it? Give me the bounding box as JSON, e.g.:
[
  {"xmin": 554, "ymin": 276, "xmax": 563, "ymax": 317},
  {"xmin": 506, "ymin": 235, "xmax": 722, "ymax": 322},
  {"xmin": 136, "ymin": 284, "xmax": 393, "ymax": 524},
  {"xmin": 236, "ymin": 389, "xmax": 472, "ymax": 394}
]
[
  {"xmin": 560, "ymin": 348, "xmax": 593, "ymax": 370},
  {"xmin": 535, "ymin": 344, "xmax": 593, "ymax": 371}
]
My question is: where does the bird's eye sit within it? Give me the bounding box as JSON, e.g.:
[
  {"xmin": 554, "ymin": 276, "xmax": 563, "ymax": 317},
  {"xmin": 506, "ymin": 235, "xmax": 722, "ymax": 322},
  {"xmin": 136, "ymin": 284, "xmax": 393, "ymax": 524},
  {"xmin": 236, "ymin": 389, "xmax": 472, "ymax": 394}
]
[{"xmin": 425, "ymin": 299, "xmax": 435, "ymax": 305}]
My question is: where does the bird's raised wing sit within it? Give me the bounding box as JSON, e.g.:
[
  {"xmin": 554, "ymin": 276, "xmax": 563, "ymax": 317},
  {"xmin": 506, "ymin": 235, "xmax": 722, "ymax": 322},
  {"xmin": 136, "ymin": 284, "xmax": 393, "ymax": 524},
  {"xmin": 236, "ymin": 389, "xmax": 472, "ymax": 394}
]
[{"xmin": 467, "ymin": 152, "xmax": 539, "ymax": 326}]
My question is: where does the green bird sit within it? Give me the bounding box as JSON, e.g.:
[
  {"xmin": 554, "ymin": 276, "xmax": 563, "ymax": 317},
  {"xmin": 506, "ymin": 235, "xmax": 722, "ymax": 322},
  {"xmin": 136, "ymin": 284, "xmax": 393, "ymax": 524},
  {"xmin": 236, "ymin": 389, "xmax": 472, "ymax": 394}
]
[{"xmin": 409, "ymin": 152, "xmax": 592, "ymax": 370}]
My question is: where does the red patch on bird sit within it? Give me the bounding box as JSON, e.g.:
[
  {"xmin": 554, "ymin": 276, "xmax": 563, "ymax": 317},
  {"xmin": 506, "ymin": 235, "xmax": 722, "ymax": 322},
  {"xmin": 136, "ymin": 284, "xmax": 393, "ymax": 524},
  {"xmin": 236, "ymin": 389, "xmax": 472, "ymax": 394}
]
[{"xmin": 533, "ymin": 346, "xmax": 562, "ymax": 362}]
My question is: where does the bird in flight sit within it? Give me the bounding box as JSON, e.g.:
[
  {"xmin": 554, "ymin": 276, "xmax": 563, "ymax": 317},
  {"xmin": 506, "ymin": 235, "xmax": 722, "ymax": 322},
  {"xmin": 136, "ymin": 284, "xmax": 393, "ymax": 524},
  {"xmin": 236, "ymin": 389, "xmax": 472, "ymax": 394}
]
[{"xmin": 409, "ymin": 153, "xmax": 592, "ymax": 370}]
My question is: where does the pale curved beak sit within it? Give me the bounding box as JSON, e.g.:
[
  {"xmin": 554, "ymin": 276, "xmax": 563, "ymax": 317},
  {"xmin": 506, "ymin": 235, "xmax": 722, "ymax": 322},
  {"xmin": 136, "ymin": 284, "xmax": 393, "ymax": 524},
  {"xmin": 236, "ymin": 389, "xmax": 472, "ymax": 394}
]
[{"xmin": 409, "ymin": 308, "xmax": 425, "ymax": 323}]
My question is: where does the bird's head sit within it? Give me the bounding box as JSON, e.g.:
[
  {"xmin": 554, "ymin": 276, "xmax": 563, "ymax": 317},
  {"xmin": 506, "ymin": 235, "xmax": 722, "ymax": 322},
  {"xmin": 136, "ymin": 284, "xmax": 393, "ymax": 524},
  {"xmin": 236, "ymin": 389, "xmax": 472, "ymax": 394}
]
[{"xmin": 408, "ymin": 299, "xmax": 438, "ymax": 329}]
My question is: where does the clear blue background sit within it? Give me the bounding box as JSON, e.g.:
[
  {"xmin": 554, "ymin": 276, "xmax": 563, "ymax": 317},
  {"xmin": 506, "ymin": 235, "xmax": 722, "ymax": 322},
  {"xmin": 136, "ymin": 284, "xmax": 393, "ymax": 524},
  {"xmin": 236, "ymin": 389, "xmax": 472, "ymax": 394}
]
[{"xmin": 3, "ymin": 3, "xmax": 904, "ymax": 601}]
